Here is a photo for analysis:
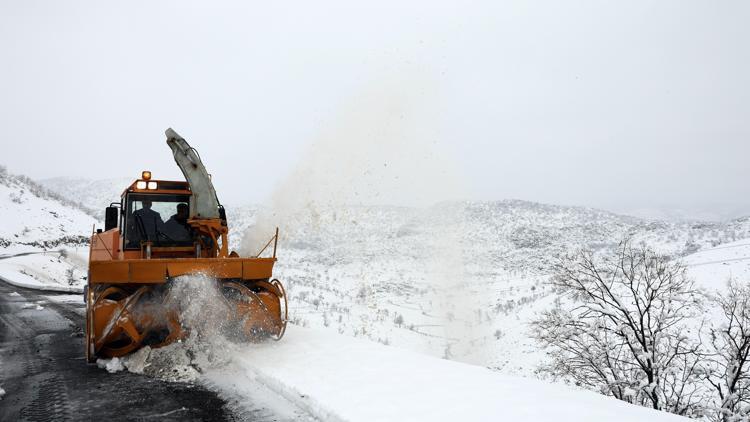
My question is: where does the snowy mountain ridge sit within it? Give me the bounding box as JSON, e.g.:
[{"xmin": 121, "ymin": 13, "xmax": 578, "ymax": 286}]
[
  {"xmin": 39, "ymin": 176, "xmax": 133, "ymax": 219},
  {"xmin": 0, "ymin": 166, "xmax": 97, "ymax": 247}
]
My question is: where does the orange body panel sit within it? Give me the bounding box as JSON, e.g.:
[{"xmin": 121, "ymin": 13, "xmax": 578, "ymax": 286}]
[
  {"xmin": 90, "ymin": 230, "xmax": 121, "ymax": 261},
  {"xmin": 89, "ymin": 257, "xmax": 276, "ymax": 284},
  {"xmin": 242, "ymin": 259, "xmax": 276, "ymax": 279}
]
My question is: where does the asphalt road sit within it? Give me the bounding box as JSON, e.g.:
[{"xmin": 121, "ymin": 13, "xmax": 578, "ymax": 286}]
[{"xmin": 0, "ymin": 282, "xmax": 237, "ymax": 422}]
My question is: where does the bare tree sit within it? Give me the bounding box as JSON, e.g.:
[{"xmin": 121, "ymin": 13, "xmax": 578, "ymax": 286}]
[
  {"xmin": 533, "ymin": 242, "xmax": 707, "ymax": 417},
  {"xmin": 705, "ymin": 279, "xmax": 750, "ymax": 421}
]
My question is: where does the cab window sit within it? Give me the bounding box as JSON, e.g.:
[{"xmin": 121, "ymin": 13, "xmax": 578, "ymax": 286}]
[{"xmin": 123, "ymin": 193, "xmax": 193, "ymax": 248}]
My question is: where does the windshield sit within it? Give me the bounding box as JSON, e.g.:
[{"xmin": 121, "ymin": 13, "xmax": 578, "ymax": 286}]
[{"xmin": 124, "ymin": 193, "xmax": 193, "ymax": 248}]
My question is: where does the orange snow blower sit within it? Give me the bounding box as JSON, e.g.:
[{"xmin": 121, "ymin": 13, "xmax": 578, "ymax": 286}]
[{"xmin": 85, "ymin": 128, "xmax": 287, "ymax": 362}]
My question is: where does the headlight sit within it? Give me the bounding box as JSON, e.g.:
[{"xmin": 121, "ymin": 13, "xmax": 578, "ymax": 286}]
[
  {"xmin": 147, "ymin": 181, "xmax": 158, "ymax": 190},
  {"xmin": 136, "ymin": 181, "xmax": 147, "ymax": 189}
]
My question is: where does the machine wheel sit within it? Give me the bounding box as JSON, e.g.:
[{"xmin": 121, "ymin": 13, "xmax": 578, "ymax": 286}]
[
  {"xmin": 221, "ymin": 280, "xmax": 287, "ymax": 341},
  {"xmin": 270, "ymin": 279, "xmax": 288, "ymax": 341},
  {"xmin": 89, "ymin": 286, "xmax": 153, "ymax": 359}
]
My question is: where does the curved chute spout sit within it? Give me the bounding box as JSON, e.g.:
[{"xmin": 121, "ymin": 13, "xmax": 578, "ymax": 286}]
[{"xmin": 165, "ymin": 128, "xmax": 220, "ymax": 219}]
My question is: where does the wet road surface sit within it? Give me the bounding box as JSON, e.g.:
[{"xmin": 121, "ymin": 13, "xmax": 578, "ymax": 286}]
[{"xmin": 0, "ymin": 282, "xmax": 236, "ymax": 421}]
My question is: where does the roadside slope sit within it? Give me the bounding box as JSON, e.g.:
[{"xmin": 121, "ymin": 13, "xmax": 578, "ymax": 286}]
[
  {"xmin": 0, "ymin": 166, "xmax": 95, "ymax": 292},
  {"xmin": 212, "ymin": 325, "xmax": 688, "ymax": 422}
]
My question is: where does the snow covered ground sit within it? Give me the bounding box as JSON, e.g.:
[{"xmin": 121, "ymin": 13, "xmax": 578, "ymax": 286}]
[
  {"xmin": 0, "ymin": 167, "xmax": 96, "ymax": 246},
  {"xmin": 8, "ymin": 172, "xmax": 750, "ymax": 376},
  {"xmin": 231, "ymin": 202, "xmax": 750, "ymax": 377},
  {"xmin": 4, "ymin": 171, "xmax": 750, "ymax": 420},
  {"xmin": 213, "ymin": 325, "xmax": 687, "ymax": 422},
  {"xmin": 101, "ymin": 324, "xmax": 686, "ymax": 421},
  {"xmin": 0, "ymin": 168, "xmax": 95, "ymax": 292},
  {"xmin": 0, "ymin": 245, "xmax": 88, "ymax": 293},
  {"xmin": 684, "ymin": 238, "xmax": 750, "ymax": 292}
]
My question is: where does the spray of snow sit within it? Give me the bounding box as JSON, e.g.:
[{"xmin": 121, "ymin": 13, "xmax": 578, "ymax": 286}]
[
  {"xmin": 235, "ymin": 80, "xmax": 491, "ymax": 364},
  {"xmin": 97, "ymin": 274, "xmax": 244, "ymax": 382},
  {"xmin": 425, "ymin": 205, "xmax": 491, "ymax": 365},
  {"xmin": 97, "ymin": 357, "xmax": 125, "ymax": 373},
  {"xmin": 240, "ymin": 78, "xmax": 465, "ymax": 254}
]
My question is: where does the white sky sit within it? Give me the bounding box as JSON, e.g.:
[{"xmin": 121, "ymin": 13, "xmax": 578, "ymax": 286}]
[{"xmin": 0, "ymin": 1, "xmax": 748, "ymax": 217}]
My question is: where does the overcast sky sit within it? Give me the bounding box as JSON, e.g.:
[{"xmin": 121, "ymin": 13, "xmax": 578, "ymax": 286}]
[{"xmin": 1, "ymin": 1, "xmax": 748, "ymax": 218}]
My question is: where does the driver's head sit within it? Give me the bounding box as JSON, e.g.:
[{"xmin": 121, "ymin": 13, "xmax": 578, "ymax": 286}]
[
  {"xmin": 142, "ymin": 200, "xmax": 152, "ymax": 210},
  {"xmin": 176, "ymin": 203, "xmax": 189, "ymax": 221}
]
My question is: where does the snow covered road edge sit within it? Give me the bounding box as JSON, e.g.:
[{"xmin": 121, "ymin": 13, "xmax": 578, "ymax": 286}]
[
  {"xmin": 214, "ymin": 326, "xmax": 688, "ymax": 422},
  {"xmin": 0, "ymin": 273, "xmax": 82, "ymax": 293}
]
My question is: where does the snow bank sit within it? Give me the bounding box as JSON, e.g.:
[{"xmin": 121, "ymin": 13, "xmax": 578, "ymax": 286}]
[
  {"xmin": 0, "ymin": 270, "xmax": 82, "ymax": 293},
  {"xmin": 215, "ymin": 326, "xmax": 686, "ymax": 422},
  {"xmin": 20, "ymin": 302, "xmax": 45, "ymax": 310},
  {"xmin": 0, "ymin": 246, "xmax": 87, "ymax": 293}
]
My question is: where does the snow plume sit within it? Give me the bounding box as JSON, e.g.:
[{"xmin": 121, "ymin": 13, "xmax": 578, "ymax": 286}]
[
  {"xmin": 235, "ymin": 79, "xmax": 495, "ymax": 365},
  {"xmin": 98, "ymin": 274, "xmax": 242, "ymax": 382},
  {"xmin": 426, "ymin": 204, "xmax": 491, "ymax": 365},
  {"xmin": 162, "ymin": 274, "xmax": 234, "ymax": 344},
  {"xmin": 151, "ymin": 274, "xmax": 239, "ymax": 378},
  {"xmin": 240, "ymin": 78, "xmax": 465, "ymax": 255}
]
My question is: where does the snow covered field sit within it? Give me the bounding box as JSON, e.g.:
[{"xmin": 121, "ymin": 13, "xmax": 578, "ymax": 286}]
[
  {"xmin": 207, "ymin": 325, "xmax": 687, "ymax": 422},
  {"xmin": 3, "ymin": 170, "xmax": 750, "ymax": 420},
  {"xmin": 234, "ymin": 202, "xmax": 750, "ymax": 377},
  {"xmin": 684, "ymin": 238, "xmax": 750, "ymax": 292}
]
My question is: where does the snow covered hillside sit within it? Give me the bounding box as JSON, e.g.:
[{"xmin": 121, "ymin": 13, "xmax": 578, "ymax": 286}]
[
  {"xmin": 37, "ymin": 176, "xmax": 750, "ymax": 374},
  {"xmin": 685, "ymin": 237, "xmax": 750, "ymax": 292},
  {"xmin": 0, "ymin": 166, "xmax": 95, "ymax": 292},
  {"xmin": 39, "ymin": 176, "xmax": 132, "ymax": 215},
  {"xmin": 0, "ymin": 167, "xmax": 96, "ymax": 246},
  {"xmin": 13, "ymin": 174, "xmax": 750, "ymax": 419},
  {"xmin": 227, "ymin": 200, "xmax": 750, "ymax": 376}
]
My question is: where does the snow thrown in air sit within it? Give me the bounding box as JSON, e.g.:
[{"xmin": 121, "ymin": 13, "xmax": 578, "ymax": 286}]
[{"xmin": 97, "ymin": 274, "xmax": 244, "ymax": 382}]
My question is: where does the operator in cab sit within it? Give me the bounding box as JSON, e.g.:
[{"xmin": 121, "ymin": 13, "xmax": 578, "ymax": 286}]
[
  {"xmin": 162, "ymin": 203, "xmax": 193, "ymax": 242},
  {"xmin": 128, "ymin": 200, "xmax": 164, "ymax": 246}
]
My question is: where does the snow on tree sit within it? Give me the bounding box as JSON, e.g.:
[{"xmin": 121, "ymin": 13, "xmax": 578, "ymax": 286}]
[
  {"xmin": 705, "ymin": 279, "xmax": 750, "ymax": 422},
  {"xmin": 532, "ymin": 242, "xmax": 708, "ymax": 417},
  {"xmin": 393, "ymin": 313, "xmax": 404, "ymax": 327}
]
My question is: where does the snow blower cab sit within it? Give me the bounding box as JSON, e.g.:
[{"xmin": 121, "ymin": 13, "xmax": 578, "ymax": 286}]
[{"xmin": 86, "ymin": 128, "xmax": 287, "ymax": 362}]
